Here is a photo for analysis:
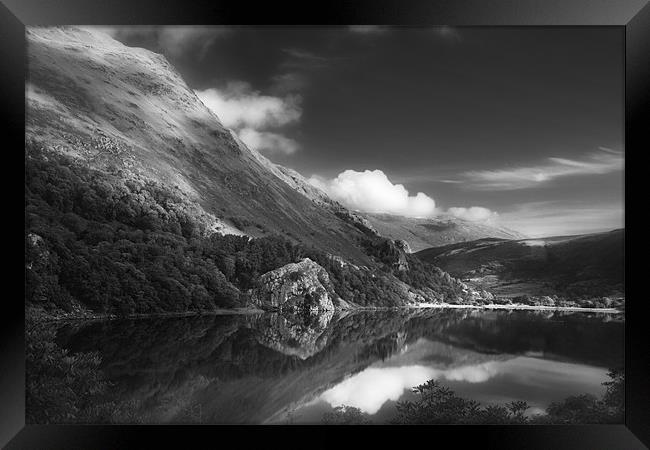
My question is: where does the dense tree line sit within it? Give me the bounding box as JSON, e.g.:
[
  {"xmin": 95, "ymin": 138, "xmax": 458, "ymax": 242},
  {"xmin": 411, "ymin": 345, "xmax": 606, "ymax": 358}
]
[
  {"xmin": 26, "ymin": 146, "xmax": 241, "ymax": 315},
  {"xmin": 26, "ymin": 145, "xmax": 468, "ymax": 316}
]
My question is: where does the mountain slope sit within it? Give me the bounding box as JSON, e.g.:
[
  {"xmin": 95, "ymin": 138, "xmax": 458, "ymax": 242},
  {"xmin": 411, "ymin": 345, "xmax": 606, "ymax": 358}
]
[
  {"xmin": 26, "ymin": 26, "xmax": 373, "ymax": 264},
  {"xmin": 415, "ymin": 229, "xmax": 625, "ymax": 301},
  {"xmin": 26, "ymin": 27, "xmax": 487, "ymax": 317},
  {"xmin": 363, "ymin": 213, "xmax": 527, "ymax": 252},
  {"xmin": 245, "ymin": 142, "xmax": 378, "ymax": 235}
]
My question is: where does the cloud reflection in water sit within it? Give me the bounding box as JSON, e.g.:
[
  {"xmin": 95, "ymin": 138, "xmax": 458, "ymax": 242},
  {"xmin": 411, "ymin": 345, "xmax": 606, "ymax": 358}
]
[
  {"xmin": 318, "ymin": 355, "xmax": 609, "ymax": 415},
  {"xmin": 320, "ymin": 362, "xmax": 501, "ymax": 414}
]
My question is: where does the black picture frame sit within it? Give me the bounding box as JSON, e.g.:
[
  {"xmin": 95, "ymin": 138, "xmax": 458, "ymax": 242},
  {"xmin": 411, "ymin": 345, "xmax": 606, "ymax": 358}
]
[{"xmin": 2, "ymin": 0, "xmax": 648, "ymax": 448}]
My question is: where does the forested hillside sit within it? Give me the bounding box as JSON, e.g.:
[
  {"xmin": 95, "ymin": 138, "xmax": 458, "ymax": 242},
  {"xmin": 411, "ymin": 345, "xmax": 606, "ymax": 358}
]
[{"xmin": 26, "ymin": 145, "xmax": 472, "ymax": 317}]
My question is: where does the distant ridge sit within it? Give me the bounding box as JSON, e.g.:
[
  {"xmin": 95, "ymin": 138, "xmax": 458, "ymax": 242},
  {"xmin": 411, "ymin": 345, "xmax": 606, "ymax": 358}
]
[
  {"xmin": 415, "ymin": 229, "xmax": 624, "ymax": 299},
  {"xmin": 363, "ymin": 212, "xmax": 527, "ymax": 252}
]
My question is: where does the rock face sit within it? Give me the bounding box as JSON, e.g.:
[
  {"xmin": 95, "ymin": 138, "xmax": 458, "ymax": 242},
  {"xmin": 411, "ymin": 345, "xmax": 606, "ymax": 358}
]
[
  {"xmin": 253, "ymin": 258, "xmax": 337, "ymax": 313},
  {"xmin": 391, "ymin": 240, "xmax": 410, "ymax": 271},
  {"xmin": 460, "ymin": 283, "xmax": 495, "ymax": 302},
  {"xmin": 394, "ymin": 239, "xmax": 412, "ymax": 254}
]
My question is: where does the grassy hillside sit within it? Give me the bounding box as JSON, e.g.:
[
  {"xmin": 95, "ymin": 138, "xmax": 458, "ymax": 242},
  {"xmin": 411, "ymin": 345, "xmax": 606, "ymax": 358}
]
[
  {"xmin": 415, "ymin": 231, "xmax": 625, "ymax": 302},
  {"xmin": 26, "ymin": 26, "xmax": 373, "ymax": 264}
]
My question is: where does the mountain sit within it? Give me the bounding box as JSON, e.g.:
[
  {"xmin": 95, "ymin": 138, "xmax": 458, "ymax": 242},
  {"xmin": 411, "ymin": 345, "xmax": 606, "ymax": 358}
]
[
  {"xmin": 363, "ymin": 213, "xmax": 527, "ymax": 252},
  {"xmin": 25, "ymin": 27, "xmax": 481, "ymax": 316},
  {"xmin": 415, "ymin": 229, "xmax": 625, "ymax": 302},
  {"xmin": 26, "ymin": 26, "xmax": 374, "ymax": 264}
]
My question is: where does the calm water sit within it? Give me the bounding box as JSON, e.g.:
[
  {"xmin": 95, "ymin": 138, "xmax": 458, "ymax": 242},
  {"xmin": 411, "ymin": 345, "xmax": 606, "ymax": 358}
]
[{"xmin": 56, "ymin": 309, "xmax": 624, "ymax": 424}]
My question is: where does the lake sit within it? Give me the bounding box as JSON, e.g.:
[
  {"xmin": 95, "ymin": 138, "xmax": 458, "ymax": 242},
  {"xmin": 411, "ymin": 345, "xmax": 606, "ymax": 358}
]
[{"xmin": 55, "ymin": 308, "xmax": 624, "ymax": 424}]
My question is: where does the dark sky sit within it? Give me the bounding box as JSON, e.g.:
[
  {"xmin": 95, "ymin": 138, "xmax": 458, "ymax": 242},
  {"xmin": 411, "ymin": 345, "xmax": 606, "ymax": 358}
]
[{"xmin": 96, "ymin": 26, "xmax": 624, "ymax": 237}]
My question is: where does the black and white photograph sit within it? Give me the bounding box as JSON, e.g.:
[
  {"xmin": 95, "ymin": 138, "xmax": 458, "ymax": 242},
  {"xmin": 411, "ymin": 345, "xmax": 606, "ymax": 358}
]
[{"xmin": 23, "ymin": 24, "xmax": 627, "ymax": 427}]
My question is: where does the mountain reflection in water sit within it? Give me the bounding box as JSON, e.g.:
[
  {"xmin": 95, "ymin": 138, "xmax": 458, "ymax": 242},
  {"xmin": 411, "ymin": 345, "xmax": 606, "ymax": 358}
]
[{"xmin": 55, "ymin": 309, "xmax": 623, "ymax": 424}]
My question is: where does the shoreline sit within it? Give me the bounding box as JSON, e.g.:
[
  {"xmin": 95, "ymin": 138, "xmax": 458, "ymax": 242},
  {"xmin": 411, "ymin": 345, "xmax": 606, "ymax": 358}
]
[
  {"xmin": 29, "ymin": 303, "xmax": 623, "ymax": 323},
  {"xmin": 27, "ymin": 307, "xmax": 267, "ymax": 324},
  {"xmin": 408, "ymin": 303, "xmax": 623, "ymax": 314}
]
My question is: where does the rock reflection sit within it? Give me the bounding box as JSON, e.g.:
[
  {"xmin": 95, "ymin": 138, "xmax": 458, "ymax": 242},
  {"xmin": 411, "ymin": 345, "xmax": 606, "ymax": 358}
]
[{"xmin": 254, "ymin": 309, "xmax": 335, "ymax": 359}]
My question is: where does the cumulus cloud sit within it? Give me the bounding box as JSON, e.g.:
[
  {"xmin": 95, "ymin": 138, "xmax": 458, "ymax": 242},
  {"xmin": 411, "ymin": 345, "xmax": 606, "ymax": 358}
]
[
  {"xmin": 447, "ymin": 206, "xmax": 498, "ymax": 223},
  {"xmin": 309, "ymin": 169, "xmax": 436, "ymax": 218},
  {"xmin": 196, "ymin": 82, "xmax": 301, "ymax": 129},
  {"xmin": 237, "ymin": 128, "xmax": 299, "ymax": 155},
  {"xmin": 309, "ymin": 169, "xmax": 502, "ymax": 220},
  {"xmin": 90, "ymin": 26, "xmax": 229, "ymax": 59},
  {"xmin": 195, "ymin": 82, "xmax": 302, "ymax": 155},
  {"xmin": 462, "ymin": 148, "xmax": 624, "ymax": 190}
]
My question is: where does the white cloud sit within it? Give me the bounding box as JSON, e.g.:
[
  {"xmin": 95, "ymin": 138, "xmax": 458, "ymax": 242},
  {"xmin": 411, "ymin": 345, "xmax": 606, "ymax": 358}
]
[
  {"xmin": 195, "ymin": 82, "xmax": 302, "ymax": 155},
  {"xmin": 238, "ymin": 128, "xmax": 299, "ymax": 155},
  {"xmin": 195, "ymin": 83, "xmax": 301, "ymax": 129},
  {"xmin": 309, "ymin": 169, "xmax": 436, "ymax": 218},
  {"xmin": 463, "ymin": 148, "xmax": 624, "ymax": 190},
  {"xmin": 447, "ymin": 206, "xmax": 498, "ymax": 223},
  {"xmin": 310, "ymin": 169, "xmax": 503, "ymax": 220}
]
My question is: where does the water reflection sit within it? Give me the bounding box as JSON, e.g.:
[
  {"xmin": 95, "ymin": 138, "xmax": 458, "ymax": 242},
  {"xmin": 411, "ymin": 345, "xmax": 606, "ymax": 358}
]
[
  {"xmin": 55, "ymin": 309, "xmax": 623, "ymax": 424},
  {"xmin": 312, "ymin": 345, "xmax": 609, "ymax": 418},
  {"xmin": 254, "ymin": 310, "xmax": 334, "ymax": 359},
  {"xmin": 320, "ymin": 361, "xmax": 502, "ymax": 415}
]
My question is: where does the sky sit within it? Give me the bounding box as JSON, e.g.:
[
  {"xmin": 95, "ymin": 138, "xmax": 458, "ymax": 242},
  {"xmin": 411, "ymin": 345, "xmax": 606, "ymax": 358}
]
[{"xmin": 93, "ymin": 25, "xmax": 624, "ymax": 237}]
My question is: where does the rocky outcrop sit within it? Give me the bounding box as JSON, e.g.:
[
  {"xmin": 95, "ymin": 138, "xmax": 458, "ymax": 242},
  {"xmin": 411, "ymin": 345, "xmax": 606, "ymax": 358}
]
[
  {"xmin": 394, "ymin": 239, "xmax": 412, "ymax": 254},
  {"xmin": 252, "ymin": 258, "xmax": 338, "ymax": 313},
  {"xmin": 391, "ymin": 240, "xmax": 410, "ymax": 271},
  {"xmin": 460, "ymin": 282, "xmax": 495, "ymax": 303},
  {"xmin": 333, "ymin": 209, "xmax": 378, "ymax": 236}
]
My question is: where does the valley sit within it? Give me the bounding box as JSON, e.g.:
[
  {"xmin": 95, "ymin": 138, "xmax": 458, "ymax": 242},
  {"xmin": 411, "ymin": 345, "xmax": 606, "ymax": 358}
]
[{"xmin": 416, "ymin": 230, "xmax": 625, "ymax": 308}]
